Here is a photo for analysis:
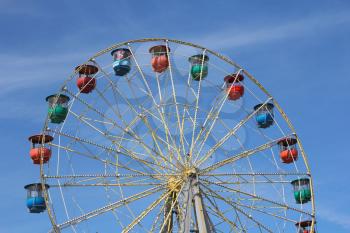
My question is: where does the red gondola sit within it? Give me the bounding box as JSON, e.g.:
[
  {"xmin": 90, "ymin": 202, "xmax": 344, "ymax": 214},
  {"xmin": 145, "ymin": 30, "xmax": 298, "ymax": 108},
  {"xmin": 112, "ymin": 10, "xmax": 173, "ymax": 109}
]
[
  {"xmin": 277, "ymin": 137, "xmax": 298, "ymax": 163},
  {"xmin": 149, "ymin": 45, "xmax": 169, "ymax": 73},
  {"xmin": 76, "ymin": 64, "xmax": 98, "ymax": 93},
  {"xmin": 28, "ymin": 134, "xmax": 53, "ymax": 164},
  {"xmin": 224, "ymin": 73, "xmax": 244, "ymax": 100},
  {"xmin": 295, "ymin": 220, "xmax": 316, "ymax": 233}
]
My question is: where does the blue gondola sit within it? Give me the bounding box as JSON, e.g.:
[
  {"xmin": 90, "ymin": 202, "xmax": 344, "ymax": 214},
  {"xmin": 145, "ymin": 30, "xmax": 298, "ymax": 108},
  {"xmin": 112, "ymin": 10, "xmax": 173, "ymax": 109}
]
[
  {"xmin": 111, "ymin": 48, "xmax": 132, "ymax": 76},
  {"xmin": 254, "ymin": 103, "xmax": 274, "ymax": 128},
  {"xmin": 24, "ymin": 183, "xmax": 49, "ymax": 213}
]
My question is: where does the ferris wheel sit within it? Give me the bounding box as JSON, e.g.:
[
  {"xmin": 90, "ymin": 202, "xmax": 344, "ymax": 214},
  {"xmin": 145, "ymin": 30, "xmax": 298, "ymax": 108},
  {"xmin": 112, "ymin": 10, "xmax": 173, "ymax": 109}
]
[{"xmin": 25, "ymin": 38, "xmax": 316, "ymax": 233}]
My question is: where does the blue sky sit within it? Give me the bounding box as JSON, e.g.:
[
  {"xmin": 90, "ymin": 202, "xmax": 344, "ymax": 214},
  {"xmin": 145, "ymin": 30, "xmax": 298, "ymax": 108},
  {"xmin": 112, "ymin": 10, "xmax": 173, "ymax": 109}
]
[{"xmin": 0, "ymin": 0, "xmax": 349, "ymax": 232}]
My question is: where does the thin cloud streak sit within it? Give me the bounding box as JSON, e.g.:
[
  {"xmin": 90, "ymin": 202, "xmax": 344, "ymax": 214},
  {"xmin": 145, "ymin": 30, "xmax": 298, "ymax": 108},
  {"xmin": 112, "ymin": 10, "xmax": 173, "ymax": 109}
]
[
  {"xmin": 0, "ymin": 52, "xmax": 90, "ymax": 120},
  {"xmin": 318, "ymin": 205, "xmax": 350, "ymax": 230},
  {"xmin": 0, "ymin": 52, "xmax": 91, "ymax": 96},
  {"xmin": 193, "ymin": 10, "xmax": 350, "ymax": 50},
  {"xmin": 0, "ymin": 99, "xmax": 46, "ymax": 121}
]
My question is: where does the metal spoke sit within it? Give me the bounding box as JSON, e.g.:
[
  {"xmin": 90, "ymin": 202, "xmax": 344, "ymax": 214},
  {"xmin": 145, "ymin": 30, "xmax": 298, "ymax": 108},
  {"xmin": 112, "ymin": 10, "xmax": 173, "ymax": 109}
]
[
  {"xmin": 233, "ymin": 202, "xmax": 298, "ymax": 224},
  {"xmin": 193, "ymin": 70, "xmax": 244, "ymax": 160},
  {"xmin": 201, "ymin": 178, "xmax": 312, "ymax": 216},
  {"xmin": 48, "ymin": 142, "xmax": 154, "ymax": 177},
  {"xmin": 202, "ymin": 172, "xmax": 309, "ymax": 176},
  {"xmin": 196, "ymin": 97, "xmax": 273, "ymax": 166},
  {"xmin": 159, "ymin": 183, "xmax": 184, "ymax": 233},
  {"xmin": 57, "ymin": 185, "xmax": 165, "ymax": 230},
  {"xmin": 49, "ymin": 182, "xmax": 162, "ymax": 187},
  {"xmin": 122, "ymin": 190, "xmax": 170, "ymax": 233},
  {"xmin": 189, "ymin": 49, "xmax": 207, "ymax": 160},
  {"xmin": 47, "ymin": 129, "xmax": 176, "ymax": 173},
  {"xmin": 93, "ymin": 62, "xmax": 182, "ymax": 170},
  {"xmin": 202, "ymin": 185, "xmax": 274, "ymax": 233},
  {"xmin": 165, "ymin": 41, "xmax": 186, "ymax": 164},
  {"xmin": 202, "ymin": 191, "xmax": 244, "ymax": 233},
  {"xmin": 62, "ymin": 88, "xmax": 175, "ymax": 173},
  {"xmin": 200, "ymin": 134, "xmax": 294, "ymax": 174},
  {"xmin": 127, "ymin": 44, "xmax": 182, "ymax": 163}
]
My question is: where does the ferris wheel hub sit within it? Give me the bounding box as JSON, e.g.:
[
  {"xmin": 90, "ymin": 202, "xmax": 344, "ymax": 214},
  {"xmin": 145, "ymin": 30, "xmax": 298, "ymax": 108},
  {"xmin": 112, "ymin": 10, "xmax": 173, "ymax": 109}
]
[
  {"xmin": 167, "ymin": 176, "xmax": 182, "ymax": 193},
  {"xmin": 184, "ymin": 167, "xmax": 197, "ymax": 177}
]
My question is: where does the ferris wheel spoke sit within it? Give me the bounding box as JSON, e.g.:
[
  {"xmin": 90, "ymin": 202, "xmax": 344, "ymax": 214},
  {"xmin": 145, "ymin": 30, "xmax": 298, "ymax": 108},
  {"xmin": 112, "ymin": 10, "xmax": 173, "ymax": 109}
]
[
  {"xmin": 49, "ymin": 142, "xmax": 117, "ymax": 166},
  {"xmin": 202, "ymin": 193, "xmax": 248, "ymax": 233},
  {"xmin": 122, "ymin": 191, "xmax": 169, "ymax": 233},
  {"xmin": 69, "ymin": 107, "xmax": 144, "ymax": 154},
  {"xmin": 69, "ymin": 110, "xmax": 109, "ymax": 136},
  {"xmin": 180, "ymin": 64, "xmax": 200, "ymax": 156},
  {"xmin": 237, "ymin": 105, "xmax": 277, "ymax": 143},
  {"xmin": 189, "ymin": 50, "xmax": 207, "ymax": 160},
  {"xmin": 140, "ymin": 105, "xmax": 192, "ymax": 168},
  {"xmin": 49, "ymin": 182, "xmax": 162, "ymax": 188},
  {"xmin": 215, "ymin": 112, "xmax": 274, "ymax": 186},
  {"xmin": 80, "ymin": 138, "xmax": 165, "ymax": 177},
  {"xmin": 44, "ymin": 173, "xmax": 180, "ymax": 179},
  {"xmin": 201, "ymin": 171, "xmax": 292, "ymax": 185},
  {"xmin": 199, "ymin": 134, "xmax": 293, "ymax": 174},
  {"xmin": 140, "ymin": 106, "xmax": 184, "ymax": 152},
  {"xmin": 64, "ymin": 72, "xmax": 114, "ymax": 130},
  {"xmin": 205, "ymin": 103, "xmax": 256, "ymax": 179},
  {"xmin": 201, "ymin": 172, "xmax": 309, "ymax": 177},
  {"xmin": 202, "ymin": 191, "xmax": 244, "ymax": 232},
  {"xmin": 204, "ymin": 187, "xmax": 247, "ymax": 233},
  {"xmin": 56, "ymin": 184, "xmax": 165, "ymax": 230},
  {"xmin": 205, "ymin": 206, "xmax": 242, "ymax": 233},
  {"xmin": 92, "ymin": 64, "xmax": 141, "ymax": 124},
  {"xmin": 149, "ymin": 196, "xmax": 168, "ymax": 232},
  {"xmin": 140, "ymin": 113, "xmax": 183, "ymax": 170},
  {"xmin": 47, "ymin": 129, "xmax": 174, "ymax": 174},
  {"xmin": 119, "ymin": 145, "xmax": 178, "ymax": 173},
  {"xmin": 146, "ymin": 104, "xmax": 181, "ymax": 166},
  {"xmin": 159, "ymin": 183, "xmax": 185, "ymax": 233},
  {"xmin": 94, "ymin": 63, "xmax": 180, "ymax": 169},
  {"xmin": 77, "ymin": 116, "xmax": 115, "ymax": 126},
  {"xmin": 133, "ymin": 120, "xmax": 181, "ymax": 171},
  {"xmin": 165, "ymin": 41, "xmax": 187, "ymax": 163},
  {"xmin": 48, "ymin": 142, "xmax": 158, "ymax": 178},
  {"xmin": 102, "ymin": 192, "xmax": 127, "ymax": 230},
  {"xmin": 195, "ymin": 97, "xmax": 273, "ymax": 167},
  {"xmin": 63, "ymin": 88, "xmax": 172, "ymax": 171},
  {"xmin": 201, "ymin": 178, "xmax": 312, "ymax": 216},
  {"xmin": 63, "ymin": 88, "xmax": 115, "ymax": 125},
  {"xmin": 51, "ymin": 135, "xmax": 158, "ymax": 177},
  {"xmin": 193, "ymin": 71, "xmax": 245, "ymax": 162},
  {"xmin": 152, "ymin": 71, "xmax": 174, "ymax": 155},
  {"xmin": 127, "ymin": 44, "xmax": 182, "ymax": 163},
  {"xmin": 201, "ymin": 173, "xmax": 292, "ymax": 208},
  {"xmin": 191, "ymin": 93, "xmax": 225, "ymax": 158},
  {"xmin": 202, "ymin": 185, "xmax": 274, "ymax": 233},
  {"xmin": 232, "ymin": 201, "xmax": 298, "ymax": 224},
  {"xmin": 200, "ymin": 180, "xmax": 292, "ymax": 185},
  {"xmin": 52, "ymin": 175, "xmax": 162, "ymax": 187}
]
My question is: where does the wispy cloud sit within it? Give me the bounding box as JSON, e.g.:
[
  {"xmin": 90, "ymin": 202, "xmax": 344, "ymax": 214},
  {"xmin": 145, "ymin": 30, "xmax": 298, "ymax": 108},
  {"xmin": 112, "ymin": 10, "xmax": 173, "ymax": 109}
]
[
  {"xmin": 0, "ymin": 52, "xmax": 91, "ymax": 96},
  {"xmin": 3, "ymin": 9, "xmax": 349, "ymax": 121},
  {"xmin": 3, "ymin": 10, "xmax": 349, "ymax": 97},
  {"xmin": 0, "ymin": 99, "xmax": 46, "ymax": 121},
  {"xmin": 0, "ymin": 52, "xmax": 90, "ymax": 120},
  {"xmin": 318, "ymin": 205, "xmax": 350, "ymax": 230},
  {"xmin": 192, "ymin": 10, "xmax": 350, "ymax": 50}
]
